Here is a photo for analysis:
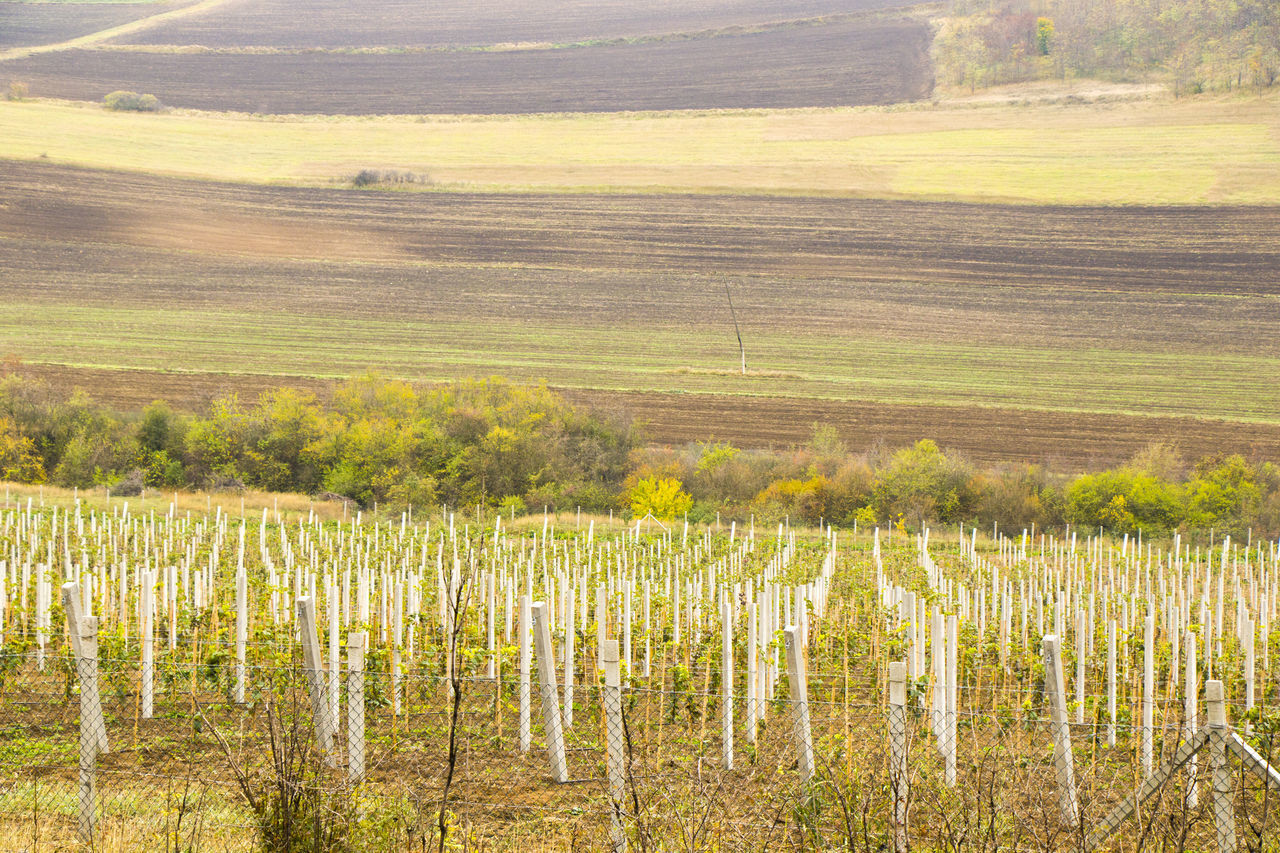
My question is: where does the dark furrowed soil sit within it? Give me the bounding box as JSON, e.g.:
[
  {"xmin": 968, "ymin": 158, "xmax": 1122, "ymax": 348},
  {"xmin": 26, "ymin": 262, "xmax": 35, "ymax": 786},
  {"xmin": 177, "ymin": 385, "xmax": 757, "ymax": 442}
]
[
  {"xmin": 1, "ymin": 161, "xmax": 1276, "ymax": 299},
  {"xmin": 5, "ymin": 160, "xmax": 1280, "ymax": 468},
  {"xmin": 119, "ymin": 0, "xmax": 924, "ymax": 48},
  {"xmin": 0, "ymin": 1, "xmax": 176, "ymax": 50},
  {"xmin": 3, "ymin": 17, "xmax": 934, "ymax": 113}
]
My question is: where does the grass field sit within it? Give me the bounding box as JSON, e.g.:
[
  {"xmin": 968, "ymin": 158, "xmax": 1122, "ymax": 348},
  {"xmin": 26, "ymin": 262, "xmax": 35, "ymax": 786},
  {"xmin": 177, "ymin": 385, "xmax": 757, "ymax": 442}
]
[{"xmin": 0, "ymin": 92, "xmax": 1277, "ymax": 202}]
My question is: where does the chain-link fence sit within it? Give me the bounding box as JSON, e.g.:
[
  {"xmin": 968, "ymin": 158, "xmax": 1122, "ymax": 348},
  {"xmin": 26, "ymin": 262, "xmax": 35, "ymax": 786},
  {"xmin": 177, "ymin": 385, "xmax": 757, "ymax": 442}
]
[{"xmin": 5, "ymin": 630, "xmax": 1280, "ymax": 852}]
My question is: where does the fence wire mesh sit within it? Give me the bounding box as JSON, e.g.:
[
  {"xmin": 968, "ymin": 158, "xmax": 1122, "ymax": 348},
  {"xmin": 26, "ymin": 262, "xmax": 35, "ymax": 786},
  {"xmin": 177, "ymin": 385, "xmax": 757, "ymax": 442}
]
[{"xmin": 4, "ymin": 636, "xmax": 1280, "ymax": 852}]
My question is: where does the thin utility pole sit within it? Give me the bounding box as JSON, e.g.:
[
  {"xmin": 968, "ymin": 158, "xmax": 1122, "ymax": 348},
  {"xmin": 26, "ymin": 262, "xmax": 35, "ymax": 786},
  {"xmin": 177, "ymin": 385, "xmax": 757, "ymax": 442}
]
[{"xmin": 725, "ymin": 282, "xmax": 745, "ymax": 374}]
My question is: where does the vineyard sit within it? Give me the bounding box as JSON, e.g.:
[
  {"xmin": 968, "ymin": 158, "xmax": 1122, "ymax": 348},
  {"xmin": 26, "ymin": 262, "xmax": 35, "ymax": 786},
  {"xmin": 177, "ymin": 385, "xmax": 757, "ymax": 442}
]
[{"xmin": 2, "ymin": 494, "xmax": 1280, "ymax": 851}]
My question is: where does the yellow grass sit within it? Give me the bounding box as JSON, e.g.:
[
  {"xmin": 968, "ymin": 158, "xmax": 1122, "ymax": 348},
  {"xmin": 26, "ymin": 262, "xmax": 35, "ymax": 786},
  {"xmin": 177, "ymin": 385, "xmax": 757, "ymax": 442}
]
[
  {"xmin": 0, "ymin": 90, "xmax": 1277, "ymax": 203},
  {"xmin": 0, "ymin": 480, "xmax": 649, "ymax": 531},
  {"xmin": 0, "ymin": 480, "xmax": 351, "ymax": 521}
]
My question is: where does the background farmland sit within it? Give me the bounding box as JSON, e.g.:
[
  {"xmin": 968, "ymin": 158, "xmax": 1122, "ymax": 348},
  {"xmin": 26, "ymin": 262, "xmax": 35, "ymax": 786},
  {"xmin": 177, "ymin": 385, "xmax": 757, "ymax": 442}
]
[
  {"xmin": 3, "ymin": 1, "xmax": 1280, "ymax": 850},
  {"xmin": 0, "ymin": 0, "xmax": 1278, "ymax": 472}
]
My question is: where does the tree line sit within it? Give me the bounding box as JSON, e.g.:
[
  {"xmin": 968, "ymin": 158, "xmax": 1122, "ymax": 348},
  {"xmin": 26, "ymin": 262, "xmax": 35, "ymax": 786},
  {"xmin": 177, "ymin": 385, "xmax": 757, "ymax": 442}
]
[
  {"xmin": 935, "ymin": 0, "xmax": 1279, "ymax": 95},
  {"xmin": 1, "ymin": 374, "xmax": 1277, "ymax": 537}
]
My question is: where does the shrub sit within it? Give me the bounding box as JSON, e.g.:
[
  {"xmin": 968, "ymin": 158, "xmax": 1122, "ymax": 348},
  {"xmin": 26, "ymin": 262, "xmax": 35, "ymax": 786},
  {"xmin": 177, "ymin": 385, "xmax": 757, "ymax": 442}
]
[
  {"xmin": 351, "ymin": 168, "xmax": 429, "ymax": 188},
  {"xmin": 103, "ymin": 91, "xmax": 162, "ymax": 112},
  {"xmin": 630, "ymin": 475, "xmax": 692, "ymax": 521},
  {"xmin": 0, "ymin": 416, "xmax": 44, "ymax": 482},
  {"xmin": 6, "ymin": 81, "xmax": 29, "ymax": 101}
]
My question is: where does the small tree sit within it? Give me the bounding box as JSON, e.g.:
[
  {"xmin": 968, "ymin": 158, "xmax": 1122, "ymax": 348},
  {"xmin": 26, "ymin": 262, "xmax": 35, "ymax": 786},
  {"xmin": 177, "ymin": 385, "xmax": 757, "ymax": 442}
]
[
  {"xmin": 629, "ymin": 475, "xmax": 692, "ymax": 521},
  {"xmin": 0, "ymin": 417, "xmax": 45, "ymax": 482},
  {"xmin": 1036, "ymin": 17, "xmax": 1055, "ymax": 56},
  {"xmin": 6, "ymin": 81, "xmax": 29, "ymax": 101}
]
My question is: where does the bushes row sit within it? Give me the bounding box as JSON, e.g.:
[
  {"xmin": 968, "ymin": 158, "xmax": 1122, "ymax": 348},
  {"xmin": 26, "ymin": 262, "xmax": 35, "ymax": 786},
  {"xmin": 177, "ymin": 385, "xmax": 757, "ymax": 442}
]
[
  {"xmin": 0, "ymin": 374, "xmax": 634, "ymax": 513},
  {"xmin": 626, "ymin": 429, "xmax": 1280, "ymax": 538},
  {"xmin": 1, "ymin": 373, "xmax": 1278, "ymax": 537}
]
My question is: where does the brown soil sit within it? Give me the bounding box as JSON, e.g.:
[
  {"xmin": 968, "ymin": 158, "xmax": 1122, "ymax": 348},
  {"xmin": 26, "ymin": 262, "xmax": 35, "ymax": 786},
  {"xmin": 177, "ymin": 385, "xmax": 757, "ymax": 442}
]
[
  {"xmin": 119, "ymin": 0, "xmax": 923, "ymax": 48},
  {"xmin": 0, "ymin": 2, "xmax": 177, "ymax": 50},
  {"xmin": 2, "ymin": 16, "xmax": 933, "ymax": 113},
  {"xmin": 4, "ymin": 160, "xmax": 1280, "ymax": 470}
]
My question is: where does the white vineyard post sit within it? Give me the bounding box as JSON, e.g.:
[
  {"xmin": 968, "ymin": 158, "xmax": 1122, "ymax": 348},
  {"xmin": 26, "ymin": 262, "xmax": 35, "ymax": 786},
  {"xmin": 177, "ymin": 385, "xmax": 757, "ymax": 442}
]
[
  {"xmin": 347, "ymin": 631, "xmax": 367, "ymax": 785},
  {"xmin": 487, "ymin": 569, "xmax": 497, "ymax": 680},
  {"xmin": 784, "ymin": 625, "xmax": 814, "ymax": 787},
  {"xmin": 722, "ymin": 596, "xmax": 733, "ymax": 770},
  {"xmin": 747, "ymin": 601, "xmax": 758, "ymax": 744},
  {"xmin": 564, "ymin": 591, "xmax": 575, "ymax": 729},
  {"xmin": 931, "ymin": 608, "xmax": 944, "ymax": 743},
  {"xmin": 1075, "ymin": 608, "xmax": 1086, "ymax": 725},
  {"xmin": 391, "ymin": 580, "xmax": 402, "ymax": 716},
  {"xmin": 1187, "ymin": 629, "xmax": 1199, "ymax": 808},
  {"xmin": 1143, "ymin": 613, "xmax": 1154, "ymax": 778},
  {"xmin": 889, "ymin": 661, "xmax": 909, "ymax": 853},
  {"xmin": 297, "ymin": 595, "xmax": 337, "ymax": 766},
  {"xmin": 1043, "ymin": 634, "xmax": 1080, "ymax": 828},
  {"xmin": 234, "ymin": 567, "xmax": 247, "ymax": 704},
  {"xmin": 602, "ymin": 638, "xmax": 626, "ymax": 853},
  {"xmin": 328, "ymin": 581, "xmax": 340, "ymax": 733},
  {"xmin": 63, "ymin": 582, "xmax": 108, "ymax": 846},
  {"xmin": 519, "ymin": 593, "xmax": 532, "ymax": 754},
  {"xmin": 945, "ymin": 613, "xmax": 958, "ymax": 788},
  {"xmin": 1244, "ymin": 614, "xmax": 1255, "ymax": 736},
  {"xmin": 78, "ymin": 615, "xmax": 103, "ymax": 845},
  {"xmin": 141, "ymin": 570, "xmax": 154, "ymax": 719},
  {"xmin": 532, "ymin": 602, "xmax": 569, "ymax": 783},
  {"xmin": 1206, "ymin": 680, "xmax": 1236, "ymax": 853},
  {"xmin": 1107, "ymin": 619, "xmax": 1117, "ymax": 747}
]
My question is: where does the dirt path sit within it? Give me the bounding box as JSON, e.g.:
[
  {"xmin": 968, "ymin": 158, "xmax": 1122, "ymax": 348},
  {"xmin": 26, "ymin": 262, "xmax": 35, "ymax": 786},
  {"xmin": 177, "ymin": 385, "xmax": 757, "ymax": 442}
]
[{"xmin": 0, "ymin": 0, "xmax": 240, "ymax": 62}]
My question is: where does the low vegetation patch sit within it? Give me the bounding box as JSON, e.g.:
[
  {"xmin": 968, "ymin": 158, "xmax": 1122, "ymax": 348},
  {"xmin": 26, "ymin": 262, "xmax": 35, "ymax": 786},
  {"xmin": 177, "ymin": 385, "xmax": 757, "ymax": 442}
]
[
  {"xmin": 103, "ymin": 89, "xmax": 162, "ymax": 111},
  {"xmin": 350, "ymin": 168, "xmax": 430, "ymax": 187}
]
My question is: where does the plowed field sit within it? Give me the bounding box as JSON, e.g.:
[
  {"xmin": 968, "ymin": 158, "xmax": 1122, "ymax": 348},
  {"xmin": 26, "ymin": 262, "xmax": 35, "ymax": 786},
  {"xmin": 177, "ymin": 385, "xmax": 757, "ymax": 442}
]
[
  {"xmin": 0, "ymin": 1, "xmax": 172, "ymax": 50},
  {"xmin": 4, "ymin": 160, "xmax": 1280, "ymax": 468},
  {"xmin": 119, "ymin": 0, "xmax": 921, "ymax": 48},
  {"xmin": 3, "ymin": 16, "xmax": 933, "ymax": 113}
]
